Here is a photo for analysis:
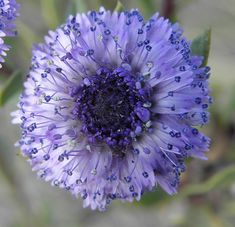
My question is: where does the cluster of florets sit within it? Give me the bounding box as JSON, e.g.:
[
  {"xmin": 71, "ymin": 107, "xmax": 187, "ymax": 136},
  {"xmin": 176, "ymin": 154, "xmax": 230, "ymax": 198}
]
[
  {"xmin": 75, "ymin": 67, "xmax": 152, "ymax": 152},
  {"xmin": 12, "ymin": 8, "xmax": 211, "ymax": 211},
  {"xmin": 0, "ymin": 0, "xmax": 19, "ymax": 67}
]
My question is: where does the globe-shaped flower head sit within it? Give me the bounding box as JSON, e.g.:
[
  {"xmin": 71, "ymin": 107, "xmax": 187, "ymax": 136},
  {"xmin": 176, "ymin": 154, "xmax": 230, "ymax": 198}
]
[
  {"xmin": 12, "ymin": 7, "xmax": 211, "ymax": 210},
  {"xmin": 0, "ymin": 0, "xmax": 19, "ymax": 67}
]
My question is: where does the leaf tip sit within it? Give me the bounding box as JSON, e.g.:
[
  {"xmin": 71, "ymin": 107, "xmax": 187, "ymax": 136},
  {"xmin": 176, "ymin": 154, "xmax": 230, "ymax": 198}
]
[{"xmin": 114, "ymin": 1, "xmax": 124, "ymax": 13}]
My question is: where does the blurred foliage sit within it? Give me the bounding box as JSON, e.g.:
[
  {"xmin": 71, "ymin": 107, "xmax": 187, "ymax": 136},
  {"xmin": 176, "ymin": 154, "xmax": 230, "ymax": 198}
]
[
  {"xmin": 179, "ymin": 165, "xmax": 235, "ymax": 197},
  {"xmin": 41, "ymin": 0, "xmax": 60, "ymax": 29},
  {"xmin": 66, "ymin": 0, "xmax": 87, "ymax": 16},
  {"xmin": 0, "ymin": 71, "xmax": 22, "ymax": 107},
  {"xmin": 141, "ymin": 165, "xmax": 235, "ymax": 206},
  {"xmin": 191, "ymin": 29, "xmax": 211, "ymax": 66},
  {"xmin": 114, "ymin": 1, "xmax": 124, "ymax": 12},
  {"xmin": 0, "ymin": 0, "xmax": 234, "ymax": 227}
]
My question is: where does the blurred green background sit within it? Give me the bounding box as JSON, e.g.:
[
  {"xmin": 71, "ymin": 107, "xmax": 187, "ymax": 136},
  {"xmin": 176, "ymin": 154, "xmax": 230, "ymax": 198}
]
[{"xmin": 0, "ymin": 0, "xmax": 235, "ymax": 226}]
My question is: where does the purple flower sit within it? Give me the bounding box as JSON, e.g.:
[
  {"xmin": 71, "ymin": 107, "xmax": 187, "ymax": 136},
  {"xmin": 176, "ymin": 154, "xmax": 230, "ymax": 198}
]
[
  {"xmin": 12, "ymin": 8, "xmax": 211, "ymax": 211},
  {"xmin": 0, "ymin": 0, "xmax": 19, "ymax": 67}
]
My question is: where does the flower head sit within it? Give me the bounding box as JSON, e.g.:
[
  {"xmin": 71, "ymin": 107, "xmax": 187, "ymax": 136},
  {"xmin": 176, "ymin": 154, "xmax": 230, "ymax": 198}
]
[
  {"xmin": 12, "ymin": 8, "xmax": 211, "ymax": 211},
  {"xmin": 0, "ymin": 0, "xmax": 19, "ymax": 67}
]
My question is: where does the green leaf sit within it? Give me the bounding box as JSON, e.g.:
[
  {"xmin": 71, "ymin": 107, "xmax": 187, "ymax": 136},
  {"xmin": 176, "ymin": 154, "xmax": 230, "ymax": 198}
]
[
  {"xmin": 17, "ymin": 21, "xmax": 39, "ymax": 55},
  {"xmin": 114, "ymin": 1, "xmax": 124, "ymax": 12},
  {"xmin": 223, "ymin": 83, "xmax": 235, "ymax": 125},
  {"xmin": 0, "ymin": 74, "xmax": 7, "ymax": 85},
  {"xmin": 140, "ymin": 188, "xmax": 169, "ymax": 206},
  {"xmin": 140, "ymin": 165, "xmax": 235, "ymax": 207},
  {"xmin": 41, "ymin": 0, "xmax": 60, "ymax": 28},
  {"xmin": 0, "ymin": 71, "xmax": 22, "ymax": 107},
  {"xmin": 179, "ymin": 165, "xmax": 235, "ymax": 198},
  {"xmin": 137, "ymin": 0, "xmax": 155, "ymax": 17},
  {"xmin": 191, "ymin": 29, "xmax": 211, "ymax": 66},
  {"xmin": 65, "ymin": 0, "xmax": 88, "ymax": 18}
]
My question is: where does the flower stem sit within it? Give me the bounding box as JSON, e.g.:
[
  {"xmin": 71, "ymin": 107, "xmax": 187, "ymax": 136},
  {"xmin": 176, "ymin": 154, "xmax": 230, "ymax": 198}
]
[{"xmin": 161, "ymin": 0, "xmax": 176, "ymax": 22}]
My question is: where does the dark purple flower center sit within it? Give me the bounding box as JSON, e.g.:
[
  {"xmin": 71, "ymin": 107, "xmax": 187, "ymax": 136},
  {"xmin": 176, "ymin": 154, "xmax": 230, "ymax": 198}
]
[{"xmin": 75, "ymin": 67, "xmax": 152, "ymax": 152}]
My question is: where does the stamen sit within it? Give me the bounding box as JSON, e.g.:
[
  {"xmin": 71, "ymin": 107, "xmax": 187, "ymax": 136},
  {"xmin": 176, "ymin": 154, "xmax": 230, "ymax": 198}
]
[{"xmin": 74, "ymin": 67, "xmax": 152, "ymax": 152}]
